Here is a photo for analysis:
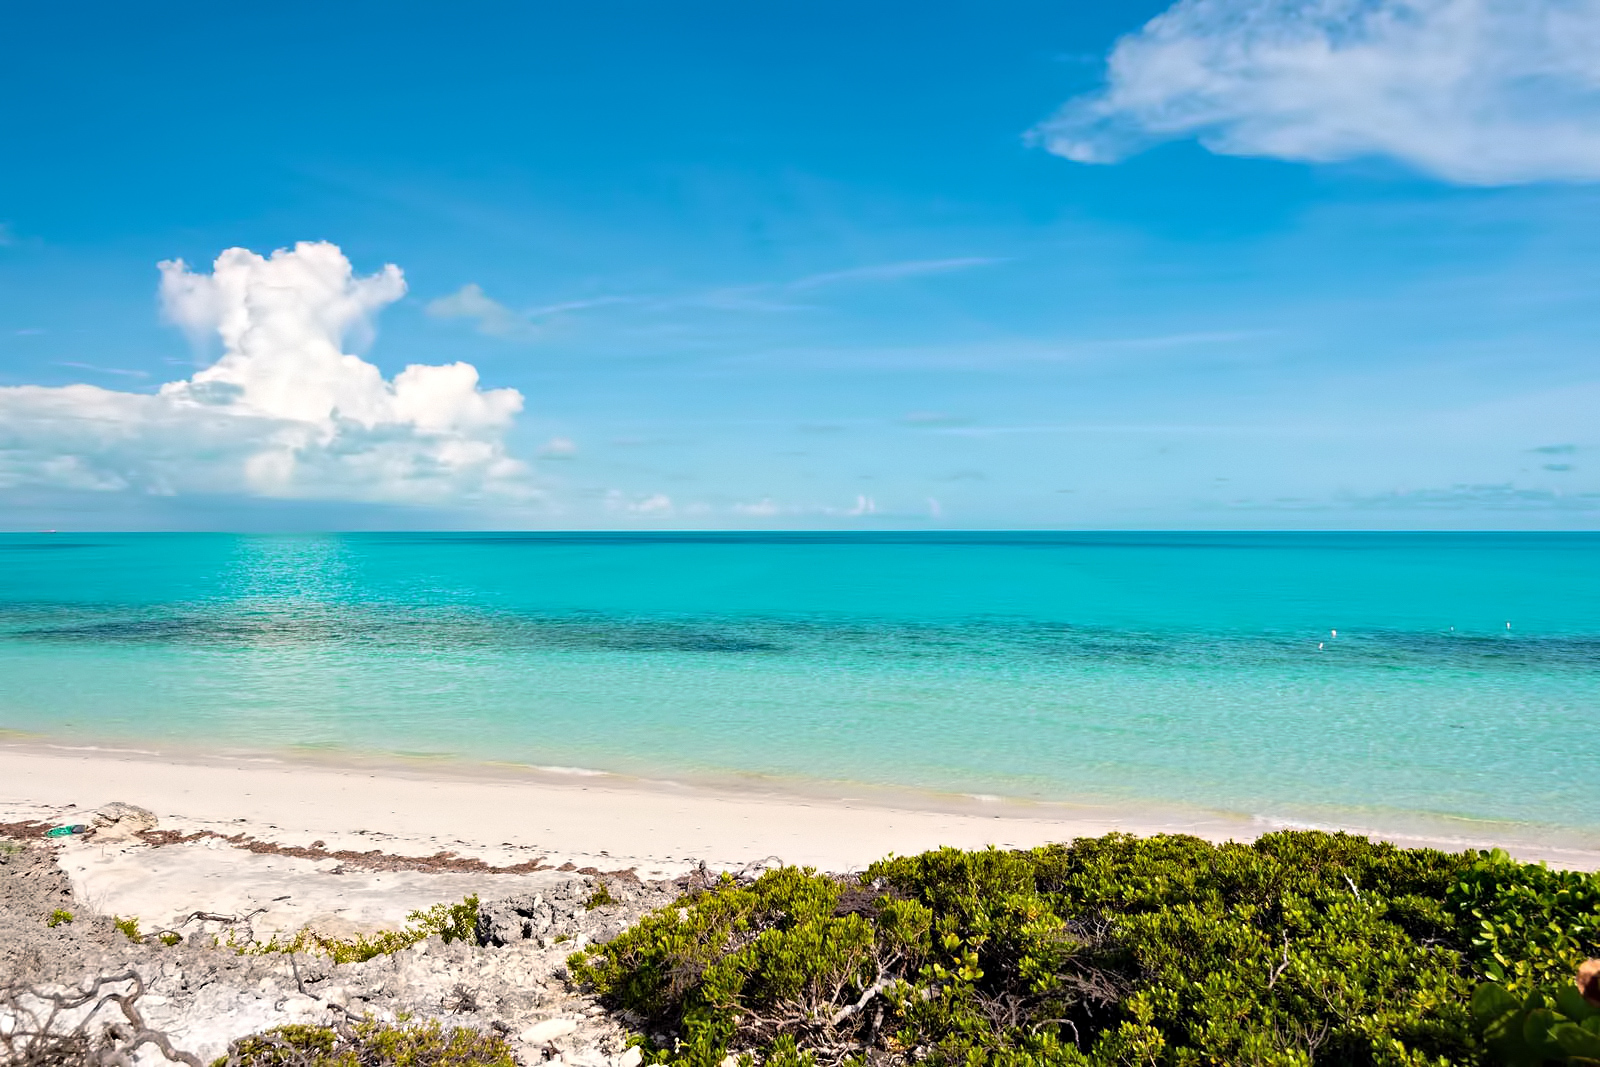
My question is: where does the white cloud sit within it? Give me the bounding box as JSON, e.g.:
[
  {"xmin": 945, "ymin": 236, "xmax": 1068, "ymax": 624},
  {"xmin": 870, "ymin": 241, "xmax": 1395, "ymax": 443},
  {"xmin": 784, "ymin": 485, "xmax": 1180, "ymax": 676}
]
[
  {"xmin": 537, "ymin": 436, "xmax": 579, "ymax": 459},
  {"xmin": 1035, "ymin": 0, "xmax": 1600, "ymax": 185},
  {"xmin": 0, "ymin": 241, "xmax": 529, "ymax": 505},
  {"xmin": 728, "ymin": 494, "xmax": 885, "ymax": 519},
  {"xmin": 845, "ymin": 494, "xmax": 877, "ymax": 516},
  {"xmin": 425, "ymin": 283, "xmax": 537, "ymax": 339},
  {"xmin": 607, "ymin": 490, "xmax": 673, "ymax": 514}
]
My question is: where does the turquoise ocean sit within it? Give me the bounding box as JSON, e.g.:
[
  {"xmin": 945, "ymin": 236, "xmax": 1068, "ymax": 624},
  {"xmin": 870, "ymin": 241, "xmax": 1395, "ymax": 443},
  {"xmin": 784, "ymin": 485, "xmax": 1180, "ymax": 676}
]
[{"xmin": 1, "ymin": 532, "xmax": 1595, "ymax": 844}]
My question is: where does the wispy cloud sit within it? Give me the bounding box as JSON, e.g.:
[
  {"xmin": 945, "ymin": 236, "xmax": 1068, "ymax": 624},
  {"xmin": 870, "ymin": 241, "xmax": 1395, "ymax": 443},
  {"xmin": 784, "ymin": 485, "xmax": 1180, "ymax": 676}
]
[
  {"xmin": 786, "ymin": 257, "xmax": 1004, "ymax": 291},
  {"xmin": 425, "ymin": 283, "xmax": 538, "ymax": 340},
  {"xmin": 1349, "ymin": 484, "xmax": 1600, "ymax": 511},
  {"xmin": 54, "ymin": 362, "xmax": 149, "ymax": 379},
  {"xmin": 607, "ymin": 490, "xmax": 672, "ymax": 514},
  {"xmin": 1089, "ymin": 329, "xmax": 1272, "ymax": 351},
  {"xmin": 526, "ymin": 296, "xmax": 636, "ymax": 317},
  {"xmin": 933, "ymin": 421, "xmax": 1296, "ymax": 438},
  {"xmin": 428, "ymin": 286, "xmax": 646, "ymax": 339},
  {"xmin": 653, "ymin": 256, "xmax": 1005, "ymax": 315},
  {"xmin": 726, "ymin": 329, "xmax": 1274, "ymax": 373},
  {"xmin": 427, "ymin": 256, "xmax": 1004, "ymax": 338},
  {"xmin": 729, "ymin": 493, "xmax": 881, "ymax": 518},
  {"xmin": 900, "ymin": 411, "xmax": 974, "ymax": 428},
  {"xmin": 1035, "ymin": 0, "xmax": 1600, "ymax": 185},
  {"xmin": 537, "ymin": 436, "xmax": 579, "ymax": 460}
]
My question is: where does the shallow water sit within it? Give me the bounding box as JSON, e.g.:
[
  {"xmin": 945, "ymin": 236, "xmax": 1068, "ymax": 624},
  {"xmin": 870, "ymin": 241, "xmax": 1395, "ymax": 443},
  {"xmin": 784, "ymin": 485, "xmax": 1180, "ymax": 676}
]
[{"xmin": 1, "ymin": 532, "xmax": 1595, "ymax": 840}]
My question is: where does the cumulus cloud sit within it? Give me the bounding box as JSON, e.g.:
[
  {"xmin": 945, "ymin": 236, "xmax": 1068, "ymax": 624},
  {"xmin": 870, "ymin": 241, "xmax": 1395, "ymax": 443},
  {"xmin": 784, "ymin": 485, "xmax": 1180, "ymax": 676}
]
[
  {"xmin": 0, "ymin": 242, "xmax": 528, "ymax": 505},
  {"xmin": 1035, "ymin": 0, "xmax": 1600, "ymax": 184}
]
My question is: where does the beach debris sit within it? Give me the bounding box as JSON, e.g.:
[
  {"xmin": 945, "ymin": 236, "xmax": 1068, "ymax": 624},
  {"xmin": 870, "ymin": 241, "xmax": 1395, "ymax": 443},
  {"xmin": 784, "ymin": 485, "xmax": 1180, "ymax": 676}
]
[
  {"xmin": 43, "ymin": 824, "xmax": 89, "ymax": 838},
  {"xmin": 90, "ymin": 802, "xmax": 158, "ymax": 842}
]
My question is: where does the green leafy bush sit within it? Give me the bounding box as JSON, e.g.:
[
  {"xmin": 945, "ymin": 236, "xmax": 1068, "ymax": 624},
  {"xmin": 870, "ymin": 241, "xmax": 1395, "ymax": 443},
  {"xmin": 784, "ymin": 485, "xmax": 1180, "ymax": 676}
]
[
  {"xmin": 215, "ymin": 1018, "xmax": 516, "ymax": 1066},
  {"xmin": 1450, "ymin": 851, "xmax": 1600, "ymax": 992},
  {"xmin": 45, "ymin": 908, "xmax": 72, "ymax": 927},
  {"xmin": 1471, "ymin": 980, "xmax": 1600, "ymax": 1065},
  {"xmin": 568, "ymin": 832, "xmax": 1600, "ymax": 1067}
]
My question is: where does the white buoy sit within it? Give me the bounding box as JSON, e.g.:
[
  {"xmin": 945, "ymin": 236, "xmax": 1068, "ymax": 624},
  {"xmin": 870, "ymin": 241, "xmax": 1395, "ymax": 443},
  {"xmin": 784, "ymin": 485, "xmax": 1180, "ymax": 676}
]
[{"xmin": 1330, "ymin": 629, "xmax": 1337, "ymax": 638}]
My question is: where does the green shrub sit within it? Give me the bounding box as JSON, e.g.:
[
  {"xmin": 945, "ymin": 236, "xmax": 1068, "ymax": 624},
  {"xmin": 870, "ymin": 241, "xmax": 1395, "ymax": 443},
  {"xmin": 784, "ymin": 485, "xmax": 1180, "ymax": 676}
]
[
  {"xmin": 230, "ymin": 895, "xmax": 480, "ymax": 964},
  {"xmin": 568, "ymin": 832, "xmax": 1600, "ymax": 1067},
  {"xmin": 113, "ymin": 915, "xmax": 143, "ymax": 943},
  {"xmin": 1471, "ymin": 979, "xmax": 1600, "ymax": 1065},
  {"xmin": 45, "ymin": 908, "xmax": 72, "ymax": 927},
  {"xmin": 1449, "ymin": 850, "xmax": 1600, "ymax": 992},
  {"xmin": 215, "ymin": 1018, "xmax": 516, "ymax": 1066}
]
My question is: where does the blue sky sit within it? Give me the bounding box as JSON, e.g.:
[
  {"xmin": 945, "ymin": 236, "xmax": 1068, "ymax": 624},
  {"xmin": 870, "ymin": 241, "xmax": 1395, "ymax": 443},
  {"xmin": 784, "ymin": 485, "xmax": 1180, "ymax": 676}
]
[{"xmin": 2, "ymin": 0, "xmax": 1598, "ymax": 529}]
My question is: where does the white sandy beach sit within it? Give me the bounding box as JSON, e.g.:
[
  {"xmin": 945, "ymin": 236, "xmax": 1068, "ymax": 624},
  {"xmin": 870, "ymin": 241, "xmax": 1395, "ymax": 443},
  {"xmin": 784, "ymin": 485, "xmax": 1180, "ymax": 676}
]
[
  {"xmin": 4, "ymin": 739, "xmax": 1600, "ymax": 1065},
  {"xmin": 4, "ymin": 740, "xmax": 1598, "ymax": 939}
]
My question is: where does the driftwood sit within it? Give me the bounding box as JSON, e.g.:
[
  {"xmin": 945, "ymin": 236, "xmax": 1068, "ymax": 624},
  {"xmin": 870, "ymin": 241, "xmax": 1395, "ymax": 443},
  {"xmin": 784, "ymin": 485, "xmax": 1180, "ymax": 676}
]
[{"xmin": 0, "ymin": 970, "xmax": 203, "ymax": 1066}]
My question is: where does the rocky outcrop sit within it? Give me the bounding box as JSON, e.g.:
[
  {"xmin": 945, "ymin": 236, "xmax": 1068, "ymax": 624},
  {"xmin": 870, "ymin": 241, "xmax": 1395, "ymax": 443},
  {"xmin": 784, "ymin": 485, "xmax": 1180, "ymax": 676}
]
[
  {"xmin": 0, "ymin": 840, "xmax": 701, "ymax": 1065},
  {"xmin": 91, "ymin": 802, "xmax": 159, "ymax": 843}
]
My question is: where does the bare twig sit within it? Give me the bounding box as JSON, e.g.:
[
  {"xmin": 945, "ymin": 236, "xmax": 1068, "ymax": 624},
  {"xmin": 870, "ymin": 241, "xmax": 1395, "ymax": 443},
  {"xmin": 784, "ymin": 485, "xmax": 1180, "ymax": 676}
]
[{"xmin": 1267, "ymin": 933, "xmax": 1292, "ymax": 990}]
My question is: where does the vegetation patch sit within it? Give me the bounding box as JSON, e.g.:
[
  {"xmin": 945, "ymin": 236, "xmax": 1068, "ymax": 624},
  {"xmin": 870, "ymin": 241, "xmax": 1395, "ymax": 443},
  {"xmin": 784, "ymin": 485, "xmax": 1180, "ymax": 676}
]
[
  {"xmin": 45, "ymin": 908, "xmax": 72, "ymax": 927},
  {"xmin": 568, "ymin": 831, "xmax": 1600, "ymax": 1066},
  {"xmin": 215, "ymin": 1018, "xmax": 517, "ymax": 1066},
  {"xmin": 227, "ymin": 896, "xmax": 480, "ymax": 965}
]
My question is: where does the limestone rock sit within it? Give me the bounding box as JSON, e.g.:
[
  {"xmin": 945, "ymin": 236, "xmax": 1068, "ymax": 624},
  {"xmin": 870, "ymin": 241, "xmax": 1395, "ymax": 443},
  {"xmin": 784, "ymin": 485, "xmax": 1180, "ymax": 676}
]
[
  {"xmin": 521, "ymin": 1016, "xmax": 579, "ymax": 1043},
  {"xmin": 90, "ymin": 802, "xmax": 157, "ymax": 841}
]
